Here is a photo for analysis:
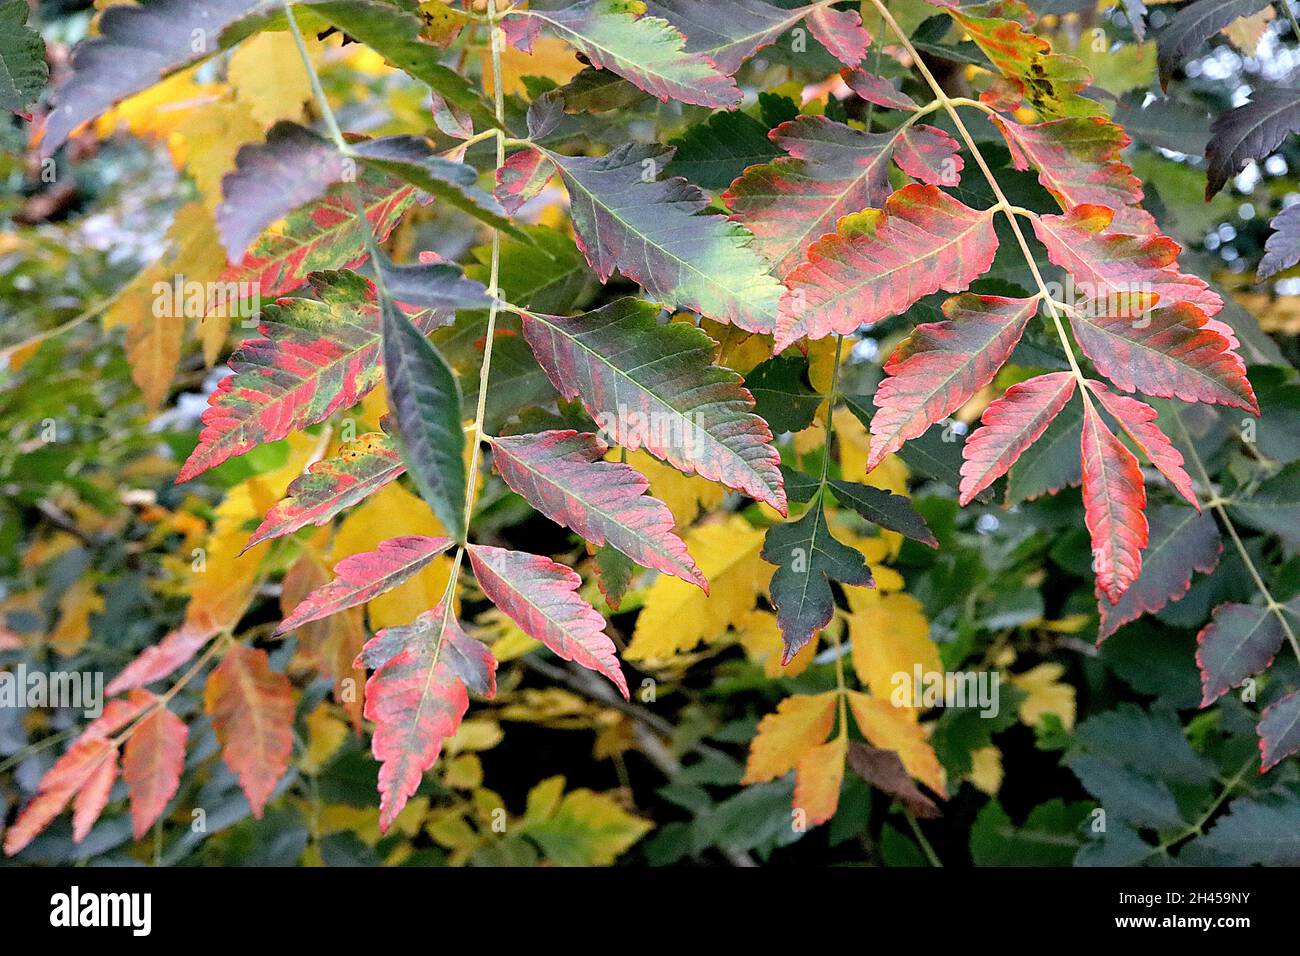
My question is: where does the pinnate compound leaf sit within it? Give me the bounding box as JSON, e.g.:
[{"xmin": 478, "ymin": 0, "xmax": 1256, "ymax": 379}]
[
  {"xmin": 724, "ymin": 117, "xmax": 962, "ymax": 278},
  {"xmin": 960, "ymin": 372, "xmax": 1077, "ymax": 505},
  {"xmin": 1081, "ymin": 402, "xmax": 1148, "ymax": 605},
  {"xmin": 1205, "ymin": 89, "xmax": 1300, "ymax": 199},
  {"xmin": 1196, "ymin": 603, "xmax": 1284, "ymax": 706},
  {"xmin": 869, "ymin": 293, "xmax": 1037, "ymax": 470},
  {"xmin": 489, "ymin": 430, "xmax": 706, "ymax": 590},
  {"xmin": 1259, "ymin": 689, "xmax": 1300, "ymax": 772},
  {"xmin": 204, "ymin": 645, "xmax": 294, "ymax": 818},
  {"xmin": 467, "ymin": 544, "xmax": 628, "ymax": 698},
  {"xmin": 1258, "ymin": 202, "xmax": 1300, "ymax": 280},
  {"xmin": 179, "ymin": 272, "xmax": 435, "ymax": 483},
  {"xmin": 36, "ymin": 0, "xmax": 266, "ymax": 156},
  {"xmin": 543, "ymin": 144, "xmax": 785, "ymax": 333},
  {"xmin": 358, "ymin": 604, "xmax": 483, "ymax": 831},
  {"xmin": 245, "ymin": 429, "xmax": 406, "ymax": 552},
  {"xmin": 992, "ymin": 115, "xmax": 1155, "ymax": 235},
  {"xmin": 122, "ymin": 707, "xmax": 187, "ymax": 839},
  {"xmin": 1085, "ymin": 381, "xmax": 1197, "ymax": 507},
  {"xmin": 382, "ymin": 299, "xmax": 467, "ymax": 539},
  {"xmin": 520, "ymin": 298, "xmax": 786, "ymax": 513},
  {"xmin": 1155, "ymin": 0, "xmax": 1273, "ymax": 92},
  {"xmin": 503, "ymin": 0, "xmax": 741, "ymax": 109},
  {"xmin": 762, "ymin": 499, "xmax": 874, "ymax": 664},
  {"xmin": 0, "ymin": 0, "xmax": 47, "ymax": 114},
  {"xmin": 776, "ymin": 184, "xmax": 998, "ymax": 351},
  {"xmin": 1097, "ymin": 506, "xmax": 1221, "ymax": 641},
  {"xmin": 276, "ymin": 535, "xmax": 455, "ymax": 635}
]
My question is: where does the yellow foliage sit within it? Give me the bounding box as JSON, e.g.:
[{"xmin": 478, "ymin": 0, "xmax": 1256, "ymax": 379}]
[
  {"xmin": 1009, "ymin": 662, "xmax": 1077, "ymax": 731},
  {"xmin": 48, "ymin": 579, "xmax": 103, "ymax": 657},
  {"xmin": 742, "ymin": 692, "xmax": 837, "ymax": 783},
  {"xmin": 793, "ymin": 735, "xmax": 847, "ymax": 827},
  {"xmin": 846, "ymin": 590, "xmax": 941, "ymax": 714},
  {"xmin": 847, "ymin": 692, "xmax": 945, "ymax": 795},
  {"xmin": 229, "ymin": 32, "xmax": 313, "ymax": 125}
]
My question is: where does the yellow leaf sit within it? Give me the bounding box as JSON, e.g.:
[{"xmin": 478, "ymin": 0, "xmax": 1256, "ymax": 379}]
[
  {"xmin": 486, "ymin": 35, "xmax": 585, "ymax": 97},
  {"xmin": 1222, "ymin": 7, "xmax": 1274, "ymax": 53},
  {"xmin": 794, "ymin": 734, "xmax": 847, "ymax": 826},
  {"xmin": 126, "ymin": 308, "xmax": 182, "ymax": 410},
  {"xmin": 300, "ymin": 703, "xmax": 347, "ymax": 774},
  {"xmin": 620, "ymin": 449, "xmax": 726, "ymax": 527},
  {"xmin": 1009, "ymin": 662, "xmax": 1076, "ymax": 731},
  {"xmin": 229, "ymin": 32, "xmax": 313, "ymax": 125},
  {"xmin": 967, "ymin": 745, "xmax": 1003, "ymax": 796},
  {"xmin": 627, "ymin": 516, "xmax": 770, "ymax": 660},
  {"xmin": 171, "ymin": 96, "xmax": 265, "ymax": 210},
  {"xmin": 736, "ymin": 608, "xmax": 816, "ymax": 678},
  {"xmin": 446, "ymin": 718, "xmax": 505, "ymax": 754},
  {"xmin": 847, "ymin": 590, "xmax": 940, "ymax": 714},
  {"xmin": 521, "ymin": 786, "xmax": 652, "ymax": 866},
  {"xmin": 92, "ymin": 68, "xmax": 215, "ymax": 144},
  {"xmin": 443, "ymin": 754, "xmax": 483, "ymax": 790},
  {"xmin": 743, "ymin": 692, "xmax": 837, "ymax": 783},
  {"xmin": 331, "ymin": 482, "xmax": 452, "ymax": 630},
  {"xmin": 48, "ymin": 579, "xmax": 104, "ymax": 656},
  {"xmin": 847, "ymin": 691, "xmax": 945, "ymax": 795}
]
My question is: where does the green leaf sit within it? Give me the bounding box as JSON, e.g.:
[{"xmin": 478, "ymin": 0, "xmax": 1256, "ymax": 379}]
[
  {"xmin": 0, "ymin": 0, "xmax": 47, "ymax": 113},
  {"xmin": 745, "ymin": 355, "xmax": 821, "ymax": 434},
  {"xmin": 381, "ymin": 299, "xmax": 467, "ymax": 540}
]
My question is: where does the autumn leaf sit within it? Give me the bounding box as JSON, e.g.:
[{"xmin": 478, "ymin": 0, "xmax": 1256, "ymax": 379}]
[
  {"xmin": 742, "ymin": 692, "xmax": 837, "ymax": 783},
  {"xmin": 1197, "ymin": 602, "xmax": 1287, "ymax": 706},
  {"xmin": 1081, "ymin": 401, "xmax": 1148, "ymax": 605},
  {"xmin": 122, "ymin": 706, "xmax": 188, "ymax": 839}
]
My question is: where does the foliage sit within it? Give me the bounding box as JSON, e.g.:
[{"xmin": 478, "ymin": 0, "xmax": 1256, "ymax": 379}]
[{"xmin": 1, "ymin": 0, "xmax": 1299, "ymax": 868}]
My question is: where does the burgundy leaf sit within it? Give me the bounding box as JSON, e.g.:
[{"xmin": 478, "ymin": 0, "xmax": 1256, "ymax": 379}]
[
  {"xmin": 1081, "ymin": 401, "xmax": 1148, "ymax": 604},
  {"xmin": 1197, "ymin": 603, "xmax": 1285, "ymax": 706},
  {"xmin": 1085, "ymin": 380, "xmax": 1198, "ymax": 507}
]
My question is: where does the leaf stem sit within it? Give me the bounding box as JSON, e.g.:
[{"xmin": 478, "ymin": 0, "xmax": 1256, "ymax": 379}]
[{"xmin": 904, "ymin": 808, "xmax": 943, "ymax": 866}]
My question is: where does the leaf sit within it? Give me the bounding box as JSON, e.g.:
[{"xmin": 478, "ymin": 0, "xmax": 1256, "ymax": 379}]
[
  {"xmin": 380, "ymin": 258, "xmax": 493, "ymax": 312},
  {"xmin": 489, "ymin": 430, "xmax": 705, "ymax": 589},
  {"xmin": 594, "ymin": 545, "xmax": 636, "ymax": 611},
  {"xmin": 204, "ymin": 644, "xmax": 294, "ymax": 818},
  {"xmin": 1155, "ymin": 0, "xmax": 1272, "ymax": 91},
  {"xmin": 541, "ymin": 144, "xmax": 785, "ymax": 333},
  {"xmin": 992, "ymin": 115, "xmax": 1155, "ymax": 235},
  {"xmin": 847, "ymin": 691, "xmax": 945, "ymax": 795},
  {"xmin": 467, "ymin": 544, "xmax": 628, "ymax": 698},
  {"xmin": 1068, "ymin": 303, "xmax": 1257, "ymax": 415},
  {"xmin": 805, "ymin": 5, "xmax": 872, "ymax": 67},
  {"xmin": 0, "ymin": 0, "xmax": 47, "ymax": 114},
  {"xmin": 503, "ymin": 0, "xmax": 741, "ymax": 108},
  {"xmin": 762, "ymin": 499, "xmax": 874, "ymax": 663},
  {"xmin": 666, "ymin": 110, "xmax": 781, "ymax": 190},
  {"xmin": 1258, "ymin": 690, "xmax": 1300, "ymax": 772},
  {"xmin": 3, "ymin": 736, "xmax": 114, "ymax": 855},
  {"xmin": 793, "ymin": 735, "xmax": 848, "ymax": 827},
  {"xmin": 724, "ymin": 117, "xmax": 963, "ymax": 278},
  {"xmin": 1229, "ymin": 461, "xmax": 1300, "ymax": 549},
  {"xmin": 126, "ymin": 308, "xmax": 182, "ymax": 411},
  {"xmin": 846, "ymin": 741, "xmax": 940, "ymax": 818},
  {"xmin": 827, "ymin": 479, "xmax": 938, "ymax": 548},
  {"xmin": 1258, "ymin": 202, "xmax": 1300, "ymax": 280},
  {"xmin": 869, "ymin": 293, "xmax": 1037, "ymax": 470},
  {"xmin": 179, "ymin": 271, "xmax": 436, "ymax": 483},
  {"xmin": 1006, "ymin": 399, "xmax": 1083, "ymax": 504},
  {"xmin": 776, "ymin": 184, "xmax": 999, "ymax": 351},
  {"xmin": 1084, "ymin": 380, "xmax": 1197, "ymax": 507},
  {"xmin": 105, "ymin": 619, "xmax": 223, "ymax": 695},
  {"xmin": 216, "ymin": 169, "xmax": 417, "ymax": 305},
  {"xmin": 742, "ymin": 692, "xmax": 837, "ymax": 783},
  {"xmin": 1081, "ymin": 402, "xmax": 1148, "ymax": 604},
  {"xmin": 1098, "ymin": 505, "xmax": 1222, "ymax": 641},
  {"xmin": 1031, "ymin": 205, "xmax": 1223, "ymax": 317},
  {"xmin": 278, "ymin": 535, "xmax": 455, "ymax": 635},
  {"xmin": 382, "ymin": 298, "xmax": 467, "ymax": 539},
  {"xmin": 745, "ymin": 354, "xmax": 822, "ymax": 434},
  {"xmin": 1205, "ymin": 89, "xmax": 1300, "ymax": 199},
  {"xmin": 518, "ymin": 783, "xmax": 651, "ymax": 865},
  {"xmin": 305, "ymin": 0, "xmax": 499, "ymax": 130},
  {"xmin": 1196, "ymin": 602, "xmax": 1284, "ymax": 706},
  {"xmin": 640, "ymin": 0, "xmax": 824, "ymax": 75},
  {"xmin": 520, "ymin": 298, "xmax": 786, "ymax": 512},
  {"xmin": 122, "ymin": 706, "xmax": 187, "ymax": 839},
  {"xmin": 496, "ymin": 148, "xmax": 554, "ymax": 215},
  {"xmin": 36, "ymin": 0, "xmax": 264, "ymax": 156},
  {"xmin": 842, "ymin": 68, "xmax": 918, "ymax": 111},
  {"xmin": 627, "ymin": 516, "xmax": 770, "ymax": 659},
  {"xmin": 1200, "ymin": 795, "xmax": 1300, "ymax": 865},
  {"xmin": 358, "ymin": 603, "xmax": 476, "ymax": 831},
  {"xmin": 960, "ymin": 371, "xmax": 1077, "ymax": 505},
  {"xmin": 244, "ymin": 429, "xmax": 406, "ymax": 552}
]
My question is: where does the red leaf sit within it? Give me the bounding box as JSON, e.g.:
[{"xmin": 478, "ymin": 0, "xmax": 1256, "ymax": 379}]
[
  {"xmin": 467, "ymin": 544, "xmax": 628, "ymax": 698},
  {"xmin": 3, "ymin": 736, "xmax": 117, "ymax": 855},
  {"xmin": 869, "ymin": 294, "xmax": 1037, "ymax": 470},
  {"xmin": 1085, "ymin": 380, "xmax": 1198, "ymax": 507},
  {"xmin": 959, "ymin": 372, "xmax": 1077, "ymax": 505},
  {"xmin": 724, "ymin": 118, "xmax": 962, "ymax": 279},
  {"xmin": 275, "ymin": 535, "xmax": 455, "ymax": 635},
  {"xmin": 105, "ymin": 619, "xmax": 222, "ymax": 696},
  {"xmin": 123, "ymin": 706, "xmax": 187, "ymax": 839},
  {"xmin": 1259, "ymin": 688, "xmax": 1300, "ymax": 772},
  {"xmin": 841, "ymin": 68, "xmax": 918, "ymax": 110},
  {"xmin": 1197, "ymin": 602, "xmax": 1285, "ymax": 706},
  {"xmin": 806, "ymin": 5, "xmax": 872, "ymax": 67},
  {"xmin": 243, "ymin": 429, "xmax": 406, "ymax": 553},
  {"xmin": 496, "ymin": 148, "xmax": 554, "ymax": 215},
  {"xmin": 1081, "ymin": 401, "xmax": 1148, "ymax": 604},
  {"xmin": 489, "ymin": 430, "xmax": 706, "ymax": 590},
  {"xmin": 358, "ymin": 604, "xmax": 481, "ymax": 831},
  {"xmin": 179, "ymin": 271, "xmax": 440, "ymax": 483},
  {"xmin": 1031, "ymin": 205, "xmax": 1223, "ymax": 316},
  {"xmin": 1069, "ymin": 302, "xmax": 1258, "ymax": 414},
  {"xmin": 776, "ymin": 184, "xmax": 999, "ymax": 351},
  {"xmin": 993, "ymin": 115, "xmax": 1155, "ymax": 235},
  {"xmin": 204, "ymin": 645, "xmax": 294, "ymax": 818},
  {"xmin": 71, "ymin": 748, "xmax": 118, "ymax": 843},
  {"xmin": 1097, "ymin": 505, "xmax": 1221, "ymax": 642}
]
